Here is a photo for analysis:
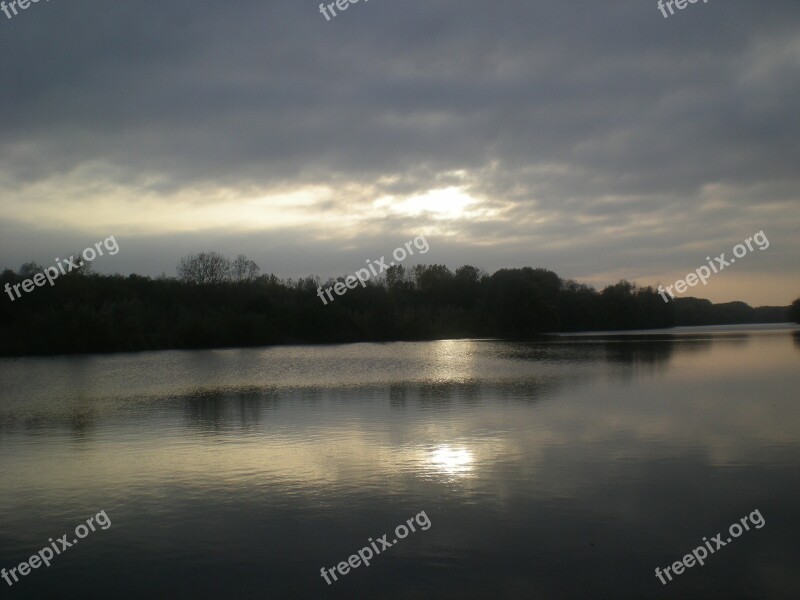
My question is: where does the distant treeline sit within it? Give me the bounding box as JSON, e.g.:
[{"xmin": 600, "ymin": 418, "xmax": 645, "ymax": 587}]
[{"xmin": 1, "ymin": 257, "xmax": 797, "ymax": 357}]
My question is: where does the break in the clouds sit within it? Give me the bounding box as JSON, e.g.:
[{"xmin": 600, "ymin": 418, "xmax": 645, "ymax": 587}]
[{"xmin": 0, "ymin": 0, "xmax": 798, "ymax": 305}]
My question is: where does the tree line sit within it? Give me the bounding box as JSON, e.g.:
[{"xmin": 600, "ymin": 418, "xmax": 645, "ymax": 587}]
[{"xmin": 0, "ymin": 252, "xmax": 796, "ymax": 357}]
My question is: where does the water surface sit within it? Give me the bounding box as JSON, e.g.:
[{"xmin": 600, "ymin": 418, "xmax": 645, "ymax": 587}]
[{"xmin": 1, "ymin": 325, "xmax": 799, "ymax": 599}]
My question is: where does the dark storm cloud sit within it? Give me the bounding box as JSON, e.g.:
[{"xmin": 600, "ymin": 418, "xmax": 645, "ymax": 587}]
[{"xmin": 0, "ymin": 0, "xmax": 797, "ymax": 191}]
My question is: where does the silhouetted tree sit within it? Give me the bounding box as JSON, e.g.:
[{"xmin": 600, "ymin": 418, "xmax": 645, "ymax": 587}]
[
  {"xmin": 67, "ymin": 250, "xmax": 93, "ymax": 276},
  {"xmin": 177, "ymin": 252, "xmax": 231, "ymax": 284},
  {"xmin": 18, "ymin": 262, "xmax": 44, "ymax": 278},
  {"xmin": 232, "ymin": 254, "xmax": 260, "ymax": 283},
  {"xmin": 385, "ymin": 264, "xmax": 409, "ymax": 290},
  {"xmin": 790, "ymin": 297, "xmax": 800, "ymax": 324}
]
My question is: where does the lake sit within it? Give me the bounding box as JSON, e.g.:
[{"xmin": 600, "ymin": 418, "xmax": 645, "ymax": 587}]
[{"xmin": 1, "ymin": 324, "xmax": 799, "ymax": 599}]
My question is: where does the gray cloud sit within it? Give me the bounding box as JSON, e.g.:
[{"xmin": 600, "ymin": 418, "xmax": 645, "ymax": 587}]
[{"xmin": 0, "ymin": 0, "xmax": 798, "ymax": 304}]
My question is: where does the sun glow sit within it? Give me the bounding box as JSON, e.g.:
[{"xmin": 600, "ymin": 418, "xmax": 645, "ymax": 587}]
[
  {"xmin": 374, "ymin": 186, "xmax": 476, "ymax": 220},
  {"xmin": 429, "ymin": 445, "xmax": 474, "ymax": 476}
]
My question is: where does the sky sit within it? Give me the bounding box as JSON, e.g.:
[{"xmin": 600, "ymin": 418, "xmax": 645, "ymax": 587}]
[{"xmin": 0, "ymin": 0, "xmax": 798, "ymax": 306}]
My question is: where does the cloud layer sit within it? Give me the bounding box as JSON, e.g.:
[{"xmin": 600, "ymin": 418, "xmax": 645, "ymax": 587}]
[{"xmin": 1, "ymin": 0, "xmax": 798, "ymax": 304}]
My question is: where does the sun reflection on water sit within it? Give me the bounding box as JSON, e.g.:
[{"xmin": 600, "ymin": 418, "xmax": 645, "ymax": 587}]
[{"xmin": 428, "ymin": 445, "xmax": 474, "ymax": 476}]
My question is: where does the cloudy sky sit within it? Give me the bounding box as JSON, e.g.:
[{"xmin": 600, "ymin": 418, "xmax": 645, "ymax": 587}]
[{"xmin": 0, "ymin": 0, "xmax": 798, "ymax": 305}]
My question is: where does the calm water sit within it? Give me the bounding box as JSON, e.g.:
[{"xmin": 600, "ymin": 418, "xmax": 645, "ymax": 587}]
[{"xmin": 1, "ymin": 325, "xmax": 799, "ymax": 599}]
